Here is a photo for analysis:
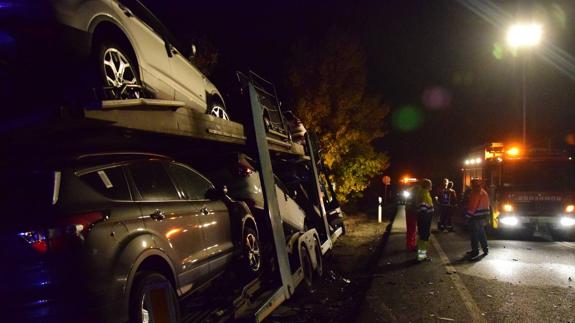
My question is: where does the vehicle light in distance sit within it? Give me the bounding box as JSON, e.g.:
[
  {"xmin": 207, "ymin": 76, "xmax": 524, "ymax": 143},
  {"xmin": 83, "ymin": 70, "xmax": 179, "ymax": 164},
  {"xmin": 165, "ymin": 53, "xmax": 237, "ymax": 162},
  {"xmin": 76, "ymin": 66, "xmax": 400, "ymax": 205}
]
[
  {"xmin": 565, "ymin": 204, "xmax": 574, "ymax": 213},
  {"xmin": 506, "ymin": 147, "xmax": 521, "ymax": 157},
  {"xmin": 500, "ymin": 216, "xmax": 519, "ymax": 226},
  {"xmin": 402, "ymin": 190, "xmax": 411, "ymax": 199},
  {"xmin": 560, "ymin": 217, "xmax": 575, "ymax": 227},
  {"xmin": 502, "ymin": 203, "xmax": 514, "ymax": 212}
]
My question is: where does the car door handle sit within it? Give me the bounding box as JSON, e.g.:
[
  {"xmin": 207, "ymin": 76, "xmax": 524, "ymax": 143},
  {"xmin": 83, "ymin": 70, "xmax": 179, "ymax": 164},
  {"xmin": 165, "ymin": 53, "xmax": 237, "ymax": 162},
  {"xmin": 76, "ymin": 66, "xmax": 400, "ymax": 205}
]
[
  {"xmin": 150, "ymin": 209, "xmax": 166, "ymax": 221},
  {"xmin": 200, "ymin": 207, "xmax": 209, "ymax": 216}
]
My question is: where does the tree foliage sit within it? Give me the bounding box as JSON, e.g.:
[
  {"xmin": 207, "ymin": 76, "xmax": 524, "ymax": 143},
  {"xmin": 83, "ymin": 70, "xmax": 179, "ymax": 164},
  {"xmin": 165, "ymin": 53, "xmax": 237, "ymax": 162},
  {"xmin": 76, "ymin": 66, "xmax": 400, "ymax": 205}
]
[{"xmin": 288, "ymin": 31, "xmax": 390, "ymax": 203}]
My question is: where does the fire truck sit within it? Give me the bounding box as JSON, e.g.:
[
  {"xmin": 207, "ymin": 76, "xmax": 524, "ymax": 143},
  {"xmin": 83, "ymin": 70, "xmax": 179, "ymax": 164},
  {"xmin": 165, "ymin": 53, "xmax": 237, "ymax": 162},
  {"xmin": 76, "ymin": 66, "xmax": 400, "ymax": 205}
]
[{"xmin": 461, "ymin": 143, "xmax": 575, "ymax": 239}]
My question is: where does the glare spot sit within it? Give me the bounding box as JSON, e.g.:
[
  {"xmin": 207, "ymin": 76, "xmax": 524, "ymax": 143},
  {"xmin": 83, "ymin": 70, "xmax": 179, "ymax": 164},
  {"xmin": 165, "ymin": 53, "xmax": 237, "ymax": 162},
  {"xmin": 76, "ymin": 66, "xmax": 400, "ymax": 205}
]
[
  {"xmin": 392, "ymin": 105, "xmax": 423, "ymax": 132},
  {"xmin": 490, "ymin": 259, "xmax": 514, "ymax": 276},
  {"xmin": 492, "ymin": 42, "xmax": 504, "ymax": 60},
  {"xmin": 551, "ymin": 4, "xmax": 567, "ymax": 29},
  {"xmin": 422, "ymin": 86, "xmax": 452, "ymax": 110}
]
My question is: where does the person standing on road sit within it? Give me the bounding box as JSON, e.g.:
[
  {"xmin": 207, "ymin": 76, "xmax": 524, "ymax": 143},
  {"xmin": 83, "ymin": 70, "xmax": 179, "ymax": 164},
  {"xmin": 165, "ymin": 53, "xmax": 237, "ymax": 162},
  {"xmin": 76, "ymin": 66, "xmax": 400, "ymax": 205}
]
[
  {"xmin": 465, "ymin": 178, "xmax": 490, "ymax": 259},
  {"xmin": 405, "ymin": 182, "xmax": 421, "ymax": 251},
  {"xmin": 438, "ymin": 179, "xmax": 457, "ymax": 232},
  {"xmin": 416, "ymin": 179, "xmax": 434, "ymax": 261}
]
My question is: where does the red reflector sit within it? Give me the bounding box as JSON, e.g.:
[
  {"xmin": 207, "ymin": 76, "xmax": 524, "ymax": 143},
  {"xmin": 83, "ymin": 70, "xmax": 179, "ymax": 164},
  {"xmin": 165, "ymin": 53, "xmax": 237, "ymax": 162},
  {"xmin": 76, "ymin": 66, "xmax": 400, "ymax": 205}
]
[
  {"xmin": 18, "ymin": 211, "xmax": 105, "ymax": 254},
  {"xmin": 31, "ymin": 240, "xmax": 48, "ymax": 254},
  {"xmin": 237, "ymin": 164, "xmax": 254, "ymax": 177}
]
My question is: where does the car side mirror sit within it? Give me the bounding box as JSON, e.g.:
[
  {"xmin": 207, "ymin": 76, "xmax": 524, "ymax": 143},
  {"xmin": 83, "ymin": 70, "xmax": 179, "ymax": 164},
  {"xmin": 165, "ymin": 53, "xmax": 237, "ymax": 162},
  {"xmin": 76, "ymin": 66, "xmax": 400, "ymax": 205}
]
[
  {"xmin": 206, "ymin": 186, "xmax": 227, "ymax": 200},
  {"xmin": 164, "ymin": 41, "xmax": 174, "ymax": 58}
]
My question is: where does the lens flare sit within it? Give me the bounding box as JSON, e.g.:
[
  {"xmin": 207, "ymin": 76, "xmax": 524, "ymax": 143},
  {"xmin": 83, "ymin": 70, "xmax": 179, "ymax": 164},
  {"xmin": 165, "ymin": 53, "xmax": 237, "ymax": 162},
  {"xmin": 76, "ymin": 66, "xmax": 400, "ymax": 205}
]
[{"xmin": 392, "ymin": 105, "xmax": 423, "ymax": 132}]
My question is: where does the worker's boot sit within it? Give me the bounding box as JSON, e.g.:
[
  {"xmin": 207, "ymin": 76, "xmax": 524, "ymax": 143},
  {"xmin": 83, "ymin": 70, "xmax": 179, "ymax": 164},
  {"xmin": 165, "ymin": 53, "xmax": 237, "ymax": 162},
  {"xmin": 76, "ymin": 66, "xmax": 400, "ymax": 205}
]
[{"xmin": 417, "ymin": 240, "xmax": 428, "ymax": 261}]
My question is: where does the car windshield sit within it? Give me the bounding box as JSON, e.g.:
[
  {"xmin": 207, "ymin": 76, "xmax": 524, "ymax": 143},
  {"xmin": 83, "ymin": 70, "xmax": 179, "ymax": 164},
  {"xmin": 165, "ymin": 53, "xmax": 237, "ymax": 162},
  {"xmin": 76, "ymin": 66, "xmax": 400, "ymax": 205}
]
[{"xmin": 501, "ymin": 160, "xmax": 575, "ymax": 191}]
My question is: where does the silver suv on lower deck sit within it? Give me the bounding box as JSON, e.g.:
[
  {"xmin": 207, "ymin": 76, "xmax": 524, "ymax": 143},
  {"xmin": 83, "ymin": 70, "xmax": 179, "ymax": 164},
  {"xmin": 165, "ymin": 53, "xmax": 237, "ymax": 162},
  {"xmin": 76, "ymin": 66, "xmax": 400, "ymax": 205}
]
[{"xmin": 1, "ymin": 152, "xmax": 260, "ymax": 322}]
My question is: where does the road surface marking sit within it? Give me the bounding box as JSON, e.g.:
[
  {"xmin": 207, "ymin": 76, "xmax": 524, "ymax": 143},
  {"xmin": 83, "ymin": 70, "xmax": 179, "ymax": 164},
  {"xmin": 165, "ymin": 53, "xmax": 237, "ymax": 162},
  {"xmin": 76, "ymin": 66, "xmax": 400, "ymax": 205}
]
[
  {"xmin": 556, "ymin": 241, "xmax": 575, "ymax": 250},
  {"xmin": 430, "ymin": 235, "xmax": 487, "ymax": 323}
]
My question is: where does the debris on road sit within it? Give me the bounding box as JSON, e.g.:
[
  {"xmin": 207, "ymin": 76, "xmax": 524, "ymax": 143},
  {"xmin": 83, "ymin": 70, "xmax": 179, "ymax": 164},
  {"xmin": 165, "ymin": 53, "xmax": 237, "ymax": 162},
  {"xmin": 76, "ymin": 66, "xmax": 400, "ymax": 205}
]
[
  {"xmin": 487, "ymin": 294, "xmax": 493, "ymax": 298},
  {"xmin": 512, "ymin": 258, "xmax": 519, "ymax": 261},
  {"xmin": 437, "ymin": 316, "xmax": 456, "ymax": 321}
]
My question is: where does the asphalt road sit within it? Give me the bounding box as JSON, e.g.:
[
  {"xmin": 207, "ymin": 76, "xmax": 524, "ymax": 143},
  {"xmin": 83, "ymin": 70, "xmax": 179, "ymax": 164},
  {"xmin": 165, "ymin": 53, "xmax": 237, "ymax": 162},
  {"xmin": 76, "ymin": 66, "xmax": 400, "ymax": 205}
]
[{"xmin": 357, "ymin": 206, "xmax": 575, "ymax": 323}]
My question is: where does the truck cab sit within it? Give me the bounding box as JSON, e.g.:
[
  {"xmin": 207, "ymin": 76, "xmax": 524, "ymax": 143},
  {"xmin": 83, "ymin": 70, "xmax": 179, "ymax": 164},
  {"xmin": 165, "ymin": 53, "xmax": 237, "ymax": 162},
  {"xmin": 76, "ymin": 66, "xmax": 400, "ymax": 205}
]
[{"xmin": 462, "ymin": 143, "xmax": 575, "ymax": 239}]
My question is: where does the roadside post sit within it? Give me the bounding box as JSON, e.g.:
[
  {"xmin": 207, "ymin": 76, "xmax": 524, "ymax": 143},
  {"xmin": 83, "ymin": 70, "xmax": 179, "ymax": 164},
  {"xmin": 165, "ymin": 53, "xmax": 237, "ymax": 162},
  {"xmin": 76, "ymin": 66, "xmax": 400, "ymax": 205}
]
[
  {"xmin": 382, "ymin": 175, "xmax": 391, "ymax": 205},
  {"xmin": 378, "ymin": 196, "xmax": 383, "ymax": 223}
]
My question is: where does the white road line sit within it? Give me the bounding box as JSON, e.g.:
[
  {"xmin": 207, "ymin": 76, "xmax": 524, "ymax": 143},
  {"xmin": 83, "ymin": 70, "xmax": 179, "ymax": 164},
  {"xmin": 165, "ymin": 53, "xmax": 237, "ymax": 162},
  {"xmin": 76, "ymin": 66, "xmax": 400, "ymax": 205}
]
[
  {"xmin": 430, "ymin": 235, "xmax": 487, "ymax": 323},
  {"xmin": 556, "ymin": 241, "xmax": 575, "ymax": 250}
]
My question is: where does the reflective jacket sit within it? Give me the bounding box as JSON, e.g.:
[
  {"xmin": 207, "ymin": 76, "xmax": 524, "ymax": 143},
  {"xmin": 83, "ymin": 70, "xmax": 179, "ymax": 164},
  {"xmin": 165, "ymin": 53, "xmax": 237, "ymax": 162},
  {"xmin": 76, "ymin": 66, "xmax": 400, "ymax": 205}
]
[
  {"xmin": 438, "ymin": 188, "xmax": 457, "ymax": 207},
  {"xmin": 416, "ymin": 188, "xmax": 434, "ymax": 215},
  {"xmin": 465, "ymin": 188, "xmax": 490, "ymax": 218}
]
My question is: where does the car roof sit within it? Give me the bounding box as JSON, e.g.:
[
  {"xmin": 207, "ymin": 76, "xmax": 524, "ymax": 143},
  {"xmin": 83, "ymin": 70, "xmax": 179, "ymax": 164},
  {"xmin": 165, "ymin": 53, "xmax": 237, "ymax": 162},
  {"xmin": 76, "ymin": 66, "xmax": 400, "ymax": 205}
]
[{"xmin": 0, "ymin": 151, "xmax": 172, "ymax": 171}]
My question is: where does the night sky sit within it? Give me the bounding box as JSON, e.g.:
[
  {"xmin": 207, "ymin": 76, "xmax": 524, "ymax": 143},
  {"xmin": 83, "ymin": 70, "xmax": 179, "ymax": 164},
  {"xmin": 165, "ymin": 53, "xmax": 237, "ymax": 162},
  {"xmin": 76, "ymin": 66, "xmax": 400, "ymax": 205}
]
[{"xmin": 151, "ymin": 0, "xmax": 575, "ymax": 189}]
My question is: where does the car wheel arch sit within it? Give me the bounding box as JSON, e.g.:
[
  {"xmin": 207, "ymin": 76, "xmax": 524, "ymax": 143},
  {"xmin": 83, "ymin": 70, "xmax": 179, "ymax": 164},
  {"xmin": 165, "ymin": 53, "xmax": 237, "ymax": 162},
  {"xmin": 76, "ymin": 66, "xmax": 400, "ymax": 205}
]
[
  {"xmin": 124, "ymin": 248, "xmax": 179, "ymax": 301},
  {"xmin": 89, "ymin": 18, "xmax": 142, "ymax": 75}
]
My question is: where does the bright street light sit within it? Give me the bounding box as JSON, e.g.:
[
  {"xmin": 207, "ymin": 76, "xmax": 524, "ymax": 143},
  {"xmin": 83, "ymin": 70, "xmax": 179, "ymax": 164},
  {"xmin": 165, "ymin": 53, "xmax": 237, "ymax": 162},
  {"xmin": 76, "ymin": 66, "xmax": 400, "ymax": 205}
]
[{"xmin": 506, "ymin": 23, "xmax": 543, "ymax": 48}]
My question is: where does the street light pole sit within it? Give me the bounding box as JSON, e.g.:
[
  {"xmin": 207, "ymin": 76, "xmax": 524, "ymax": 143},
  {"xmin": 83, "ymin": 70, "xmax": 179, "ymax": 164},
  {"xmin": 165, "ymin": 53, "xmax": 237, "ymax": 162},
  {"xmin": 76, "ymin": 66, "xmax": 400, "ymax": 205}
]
[
  {"xmin": 522, "ymin": 56, "xmax": 527, "ymax": 146},
  {"xmin": 506, "ymin": 22, "xmax": 542, "ymax": 146}
]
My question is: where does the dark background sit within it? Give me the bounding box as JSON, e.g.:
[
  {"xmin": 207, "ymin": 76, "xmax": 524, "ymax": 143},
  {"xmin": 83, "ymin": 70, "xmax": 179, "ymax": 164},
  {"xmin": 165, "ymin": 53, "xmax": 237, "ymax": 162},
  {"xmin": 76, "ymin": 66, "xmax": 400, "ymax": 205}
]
[{"xmin": 147, "ymin": 0, "xmax": 575, "ymax": 191}]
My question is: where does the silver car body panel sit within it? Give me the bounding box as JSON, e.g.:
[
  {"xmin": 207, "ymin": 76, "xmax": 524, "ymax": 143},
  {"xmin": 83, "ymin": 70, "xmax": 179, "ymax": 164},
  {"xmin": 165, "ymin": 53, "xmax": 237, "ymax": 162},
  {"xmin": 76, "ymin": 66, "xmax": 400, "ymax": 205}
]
[{"xmin": 50, "ymin": 0, "xmax": 225, "ymax": 112}]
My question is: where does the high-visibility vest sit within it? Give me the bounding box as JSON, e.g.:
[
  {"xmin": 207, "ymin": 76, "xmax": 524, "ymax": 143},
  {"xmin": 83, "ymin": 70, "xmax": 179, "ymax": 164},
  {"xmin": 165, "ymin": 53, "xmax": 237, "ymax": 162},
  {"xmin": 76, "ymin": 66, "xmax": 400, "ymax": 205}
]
[
  {"xmin": 439, "ymin": 188, "xmax": 457, "ymax": 206},
  {"xmin": 465, "ymin": 189, "xmax": 490, "ymax": 218},
  {"xmin": 417, "ymin": 189, "xmax": 434, "ymax": 215}
]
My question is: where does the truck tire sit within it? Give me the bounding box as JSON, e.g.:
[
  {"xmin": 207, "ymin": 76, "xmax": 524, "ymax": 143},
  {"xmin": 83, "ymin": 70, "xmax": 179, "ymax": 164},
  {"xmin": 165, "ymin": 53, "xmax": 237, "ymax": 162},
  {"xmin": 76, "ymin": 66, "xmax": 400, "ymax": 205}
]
[
  {"xmin": 129, "ymin": 271, "xmax": 180, "ymax": 323},
  {"xmin": 300, "ymin": 245, "xmax": 314, "ymax": 290},
  {"xmin": 314, "ymin": 239, "xmax": 323, "ymax": 278}
]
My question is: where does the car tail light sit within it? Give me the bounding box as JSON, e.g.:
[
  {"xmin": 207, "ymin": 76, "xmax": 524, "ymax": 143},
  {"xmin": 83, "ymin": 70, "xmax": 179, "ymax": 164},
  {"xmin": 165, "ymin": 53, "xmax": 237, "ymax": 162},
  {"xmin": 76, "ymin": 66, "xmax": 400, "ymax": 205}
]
[
  {"xmin": 18, "ymin": 211, "xmax": 106, "ymax": 254},
  {"xmin": 237, "ymin": 164, "xmax": 254, "ymax": 177}
]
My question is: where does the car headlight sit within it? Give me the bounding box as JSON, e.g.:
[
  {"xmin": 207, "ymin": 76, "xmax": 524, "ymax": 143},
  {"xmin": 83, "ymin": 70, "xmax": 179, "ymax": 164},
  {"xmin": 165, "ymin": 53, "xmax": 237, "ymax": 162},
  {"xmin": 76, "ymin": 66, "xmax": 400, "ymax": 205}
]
[
  {"xmin": 560, "ymin": 217, "xmax": 575, "ymax": 227},
  {"xmin": 565, "ymin": 204, "xmax": 574, "ymax": 213},
  {"xmin": 402, "ymin": 190, "xmax": 411, "ymax": 199},
  {"xmin": 502, "ymin": 203, "xmax": 514, "ymax": 212},
  {"xmin": 500, "ymin": 216, "xmax": 519, "ymax": 226}
]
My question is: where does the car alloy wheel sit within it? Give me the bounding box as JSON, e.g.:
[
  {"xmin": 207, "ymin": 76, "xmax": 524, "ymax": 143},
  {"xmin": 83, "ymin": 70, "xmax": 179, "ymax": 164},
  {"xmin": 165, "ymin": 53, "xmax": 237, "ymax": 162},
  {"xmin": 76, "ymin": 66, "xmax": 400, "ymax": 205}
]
[
  {"xmin": 102, "ymin": 47, "xmax": 141, "ymax": 99},
  {"xmin": 244, "ymin": 227, "xmax": 261, "ymax": 273},
  {"xmin": 209, "ymin": 104, "xmax": 229, "ymax": 120}
]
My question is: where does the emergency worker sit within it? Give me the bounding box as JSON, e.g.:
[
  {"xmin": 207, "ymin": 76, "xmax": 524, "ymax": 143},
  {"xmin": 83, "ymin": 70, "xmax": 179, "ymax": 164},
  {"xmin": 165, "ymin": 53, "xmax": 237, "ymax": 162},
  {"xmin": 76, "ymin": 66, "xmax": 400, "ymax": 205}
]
[
  {"xmin": 405, "ymin": 182, "xmax": 420, "ymax": 251},
  {"xmin": 438, "ymin": 179, "xmax": 457, "ymax": 232},
  {"xmin": 416, "ymin": 179, "xmax": 434, "ymax": 261},
  {"xmin": 465, "ymin": 178, "xmax": 490, "ymax": 259}
]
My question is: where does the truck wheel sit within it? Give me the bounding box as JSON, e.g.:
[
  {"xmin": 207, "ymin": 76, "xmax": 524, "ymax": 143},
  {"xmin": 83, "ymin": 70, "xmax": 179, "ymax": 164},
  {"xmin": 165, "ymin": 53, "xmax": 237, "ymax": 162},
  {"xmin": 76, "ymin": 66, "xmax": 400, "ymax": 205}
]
[
  {"xmin": 243, "ymin": 226, "xmax": 262, "ymax": 275},
  {"xmin": 97, "ymin": 39, "xmax": 143, "ymax": 100},
  {"xmin": 300, "ymin": 245, "xmax": 313, "ymax": 290},
  {"xmin": 314, "ymin": 239, "xmax": 323, "ymax": 278},
  {"xmin": 129, "ymin": 271, "xmax": 179, "ymax": 323}
]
